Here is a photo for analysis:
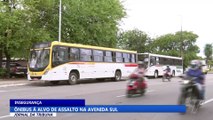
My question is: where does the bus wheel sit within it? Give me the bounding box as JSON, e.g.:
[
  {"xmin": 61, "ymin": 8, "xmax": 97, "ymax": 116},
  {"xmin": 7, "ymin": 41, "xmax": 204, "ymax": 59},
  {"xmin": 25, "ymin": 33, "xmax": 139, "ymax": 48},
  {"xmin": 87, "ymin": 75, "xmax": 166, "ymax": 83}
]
[
  {"xmin": 68, "ymin": 72, "xmax": 78, "ymax": 85},
  {"xmin": 154, "ymin": 71, "xmax": 158, "ymax": 78},
  {"xmin": 114, "ymin": 71, "xmax": 121, "ymax": 81}
]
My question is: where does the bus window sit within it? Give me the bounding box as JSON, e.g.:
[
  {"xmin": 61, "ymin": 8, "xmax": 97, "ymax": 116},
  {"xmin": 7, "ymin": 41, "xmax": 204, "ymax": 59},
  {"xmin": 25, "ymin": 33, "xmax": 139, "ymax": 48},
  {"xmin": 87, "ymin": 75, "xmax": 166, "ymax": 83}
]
[
  {"xmin": 159, "ymin": 57, "xmax": 164, "ymax": 65},
  {"xmin": 131, "ymin": 54, "xmax": 136, "ymax": 63},
  {"xmin": 127, "ymin": 53, "xmax": 131, "ymax": 62},
  {"xmin": 70, "ymin": 48, "xmax": 80, "ymax": 61},
  {"xmin": 93, "ymin": 50, "xmax": 104, "ymax": 62},
  {"xmin": 29, "ymin": 51, "xmax": 37, "ymax": 68},
  {"xmin": 123, "ymin": 53, "xmax": 130, "ymax": 63},
  {"xmin": 178, "ymin": 59, "xmax": 182, "ymax": 66},
  {"xmin": 156, "ymin": 57, "xmax": 159, "ymax": 65},
  {"xmin": 80, "ymin": 49, "xmax": 92, "ymax": 61},
  {"xmin": 168, "ymin": 59, "xmax": 173, "ymax": 65},
  {"xmin": 52, "ymin": 46, "xmax": 69, "ymax": 67},
  {"xmin": 150, "ymin": 56, "xmax": 156, "ymax": 66},
  {"xmin": 116, "ymin": 52, "xmax": 123, "ymax": 63},
  {"xmin": 173, "ymin": 59, "xmax": 176, "ymax": 65},
  {"xmin": 104, "ymin": 51, "xmax": 113, "ymax": 62}
]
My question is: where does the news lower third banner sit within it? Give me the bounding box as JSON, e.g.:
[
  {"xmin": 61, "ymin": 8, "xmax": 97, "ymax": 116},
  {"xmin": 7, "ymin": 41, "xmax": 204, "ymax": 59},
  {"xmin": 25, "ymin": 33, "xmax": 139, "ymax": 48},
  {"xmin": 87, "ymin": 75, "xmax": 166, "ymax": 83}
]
[{"xmin": 10, "ymin": 99, "xmax": 186, "ymax": 117}]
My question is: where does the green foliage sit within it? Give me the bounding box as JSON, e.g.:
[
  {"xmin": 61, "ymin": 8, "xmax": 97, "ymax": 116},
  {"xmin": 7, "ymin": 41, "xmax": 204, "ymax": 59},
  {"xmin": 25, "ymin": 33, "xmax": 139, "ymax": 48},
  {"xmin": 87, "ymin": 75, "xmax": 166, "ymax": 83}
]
[
  {"xmin": 117, "ymin": 30, "xmax": 200, "ymax": 68},
  {"xmin": 146, "ymin": 31, "xmax": 199, "ymax": 68},
  {"xmin": 209, "ymin": 60, "xmax": 213, "ymax": 68},
  {"xmin": 0, "ymin": 68, "xmax": 7, "ymax": 78},
  {"xmin": 0, "ymin": 0, "xmax": 201, "ymax": 71},
  {"xmin": 149, "ymin": 33, "xmax": 180, "ymax": 56},
  {"xmin": 62, "ymin": 0, "xmax": 126, "ymax": 47},
  {"xmin": 204, "ymin": 44, "xmax": 213, "ymax": 61},
  {"xmin": 0, "ymin": 0, "xmax": 126, "ymax": 63},
  {"xmin": 26, "ymin": 0, "xmax": 126, "ymax": 47},
  {"xmin": 117, "ymin": 29, "xmax": 151, "ymax": 52},
  {"xmin": 0, "ymin": 0, "xmax": 51, "ymax": 59}
]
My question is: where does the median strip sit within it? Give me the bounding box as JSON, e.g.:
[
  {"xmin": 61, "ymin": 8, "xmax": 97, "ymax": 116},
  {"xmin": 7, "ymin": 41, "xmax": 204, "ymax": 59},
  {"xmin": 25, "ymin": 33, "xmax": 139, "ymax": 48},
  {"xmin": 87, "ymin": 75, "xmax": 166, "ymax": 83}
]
[
  {"xmin": 201, "ymin": 98, "xmax": 213, "ymax": 105},
  {"xmin": 0, "ymin": 83, "xmax": 28, "ymax": 88},
  {"xmin": 0, "ymin": 115, "xmax": 10, "ymax": 119}
]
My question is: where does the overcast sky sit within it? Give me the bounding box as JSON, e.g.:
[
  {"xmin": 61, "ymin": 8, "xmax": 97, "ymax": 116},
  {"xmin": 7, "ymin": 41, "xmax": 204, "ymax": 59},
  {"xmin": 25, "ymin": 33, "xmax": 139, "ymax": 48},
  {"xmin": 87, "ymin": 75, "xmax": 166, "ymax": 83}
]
[{"xmin": 119, "ymin": 0, "xmax": 213, "ymax": 57}]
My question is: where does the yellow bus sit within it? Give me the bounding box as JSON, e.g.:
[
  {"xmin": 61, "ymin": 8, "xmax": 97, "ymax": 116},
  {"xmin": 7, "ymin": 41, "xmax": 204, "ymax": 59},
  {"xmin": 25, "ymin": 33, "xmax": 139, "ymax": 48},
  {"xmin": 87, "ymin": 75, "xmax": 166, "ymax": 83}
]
[{"xmin": 27, "ymin": 41, "xmax": 137, "ymax": 84}]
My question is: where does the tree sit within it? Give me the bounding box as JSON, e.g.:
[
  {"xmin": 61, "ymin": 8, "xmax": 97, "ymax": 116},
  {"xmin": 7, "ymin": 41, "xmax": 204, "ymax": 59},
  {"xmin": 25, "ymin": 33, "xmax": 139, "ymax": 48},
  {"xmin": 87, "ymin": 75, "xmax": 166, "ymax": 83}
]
[
  {"xmin": 150, "ymin": 31, "xmax": 200, "ymax": 68},
  {"xmin": 0, "ymin": 0, "xmax": 51, "ymax": 77},
  {"xmin": 149, "ymin": 33, "xmax": 180, "ymax": 56},
  {"xmin": 29, "ymin": 0, "xmax": 126, "ymax": 47},
  {"xmin": 0, "ymin": 0, "xmax": 126, "ymax": 77},
  {"xmin": 208, "ymin": 60, "xmax": 213, "ymax": 70},
  {"xmin": 117, "ymin": 29, "xmax": 151, "ymax": 52},
  {"xmin": 204, "ymin": 44, "xmax": 213, "ymax": 63}
]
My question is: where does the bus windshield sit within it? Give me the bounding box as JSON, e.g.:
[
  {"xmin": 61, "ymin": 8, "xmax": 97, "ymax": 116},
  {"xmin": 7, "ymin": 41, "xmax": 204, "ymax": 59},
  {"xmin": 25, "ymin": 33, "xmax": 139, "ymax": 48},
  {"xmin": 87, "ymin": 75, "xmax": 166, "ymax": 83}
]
[
  {"xmin": 138, "ymin": 54, "xmax": 149, "ymax": 68},
  {"xmin": 29, "ymin": 49, "xmax": 50, "ymax": 71}
]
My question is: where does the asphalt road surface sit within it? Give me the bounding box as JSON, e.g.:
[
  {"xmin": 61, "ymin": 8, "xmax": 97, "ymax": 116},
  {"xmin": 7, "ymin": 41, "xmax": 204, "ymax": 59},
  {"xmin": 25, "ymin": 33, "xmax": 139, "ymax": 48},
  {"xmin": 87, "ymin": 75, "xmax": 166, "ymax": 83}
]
[{"xmin": 1, "ymin": 74, "xmax": 213, "ymax": 120}]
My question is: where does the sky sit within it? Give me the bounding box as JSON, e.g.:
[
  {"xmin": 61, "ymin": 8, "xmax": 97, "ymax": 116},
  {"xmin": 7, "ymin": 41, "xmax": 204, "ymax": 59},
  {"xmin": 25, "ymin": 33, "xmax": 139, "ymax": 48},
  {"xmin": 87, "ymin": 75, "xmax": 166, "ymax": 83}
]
[{"xmin": 119, "ymin": 0, "xmax": 213, "ymax": 57}]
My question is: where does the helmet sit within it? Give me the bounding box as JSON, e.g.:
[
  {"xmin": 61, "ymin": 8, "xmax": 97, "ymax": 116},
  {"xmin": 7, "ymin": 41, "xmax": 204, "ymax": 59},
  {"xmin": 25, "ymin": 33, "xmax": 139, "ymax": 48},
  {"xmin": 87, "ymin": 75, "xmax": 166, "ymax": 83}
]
[
  {"xmin": 137, "ymin": 61, "xmax": 144, "ymax": 68},
  {"xmin": 190, "ymin": 60, "xmax": 201, "ymax": 70},
  {"xmin": 137, "ymin": 61, "xmax": 144, "ymax": 65}
]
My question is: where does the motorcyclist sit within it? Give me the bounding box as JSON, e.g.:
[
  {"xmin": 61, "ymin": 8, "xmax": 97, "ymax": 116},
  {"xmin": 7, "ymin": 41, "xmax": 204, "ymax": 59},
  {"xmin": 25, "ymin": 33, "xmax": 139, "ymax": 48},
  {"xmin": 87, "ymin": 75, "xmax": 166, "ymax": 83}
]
[
  {"xmin": 130, "ymin": 61, "xmax": 145, "ymax": 85},
  {"xmin": 164, "ymin": 65, "xmax": 171, "ymax": 76},
  {"xmin": 186, "ymin": 60, "xmax": 205, "ymax": 100},
  {"xmin": 134, "ymin": 61, "xmax": 145, "ymax": 77}
]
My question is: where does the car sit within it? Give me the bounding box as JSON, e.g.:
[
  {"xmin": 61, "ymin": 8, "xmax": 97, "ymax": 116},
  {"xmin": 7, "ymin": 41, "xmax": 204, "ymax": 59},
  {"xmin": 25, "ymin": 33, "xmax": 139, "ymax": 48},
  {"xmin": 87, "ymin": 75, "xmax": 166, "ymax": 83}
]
[
  {"xmin": 200, "ymin": 60, "xmax": 209, "ymax": 74},
  {"xmin": 2, "ymin": 62, "xmax": 27, "ymax": 77},
  {"xmin": 202, "ymin": 64, "xmax": 209, "ymax": 74}
]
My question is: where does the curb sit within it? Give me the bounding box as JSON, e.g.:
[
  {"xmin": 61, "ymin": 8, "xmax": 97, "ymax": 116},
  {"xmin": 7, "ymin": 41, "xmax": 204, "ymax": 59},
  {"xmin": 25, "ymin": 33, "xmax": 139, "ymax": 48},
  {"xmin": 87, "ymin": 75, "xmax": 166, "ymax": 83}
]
[
  {"xmin": 0, "ymin": 83, "xmax": 28, "ymax": 88},
  {"xmin": 0, "ymin": 79, "xmax": 28, "ymax": 87}
]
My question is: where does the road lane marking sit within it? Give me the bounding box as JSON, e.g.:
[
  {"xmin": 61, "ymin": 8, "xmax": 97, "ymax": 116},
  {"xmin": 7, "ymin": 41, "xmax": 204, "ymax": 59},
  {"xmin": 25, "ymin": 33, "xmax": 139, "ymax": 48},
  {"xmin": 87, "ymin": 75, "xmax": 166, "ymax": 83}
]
[
  {"xmin": 116, "ymin": 95, "xmax": 126, "ymax": 98},
  {"xmin": 116, "ymin": 89, "xmax": 155, "ymax": 98},
  {"xmin": 0, "ymin": 115, "xmax": 10, "ymax": 119},
  {"xmin": 147, "ymin": 90, "xmax": 155, "ymax": 93},
  {"xmin": 0, "ymin": 83, "xmax": 28, "ymax": 88},
  {"xmin": 201, "ymin": 98, "xmax": 213, "ymax": 105}
]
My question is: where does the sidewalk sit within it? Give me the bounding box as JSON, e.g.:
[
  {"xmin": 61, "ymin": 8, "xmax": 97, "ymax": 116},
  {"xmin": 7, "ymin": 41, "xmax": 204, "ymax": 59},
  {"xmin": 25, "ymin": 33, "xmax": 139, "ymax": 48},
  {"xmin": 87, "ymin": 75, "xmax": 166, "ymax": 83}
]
[{"xmin": 0, "ymin": 78, "xmax": 28, "ymax": 86}]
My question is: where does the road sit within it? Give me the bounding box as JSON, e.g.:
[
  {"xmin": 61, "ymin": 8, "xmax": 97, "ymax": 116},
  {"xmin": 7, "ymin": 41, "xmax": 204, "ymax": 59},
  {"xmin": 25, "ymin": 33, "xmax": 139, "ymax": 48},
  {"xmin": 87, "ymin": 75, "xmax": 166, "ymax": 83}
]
[{"xmin": 1, "ymin": 74, "xmax": 213, "ymax": 120}]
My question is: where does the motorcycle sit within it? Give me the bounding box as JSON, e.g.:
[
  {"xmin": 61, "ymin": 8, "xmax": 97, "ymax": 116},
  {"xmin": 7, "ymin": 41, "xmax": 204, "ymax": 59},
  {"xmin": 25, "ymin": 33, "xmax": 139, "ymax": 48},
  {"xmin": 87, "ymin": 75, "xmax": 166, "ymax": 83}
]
[
  {"xmin": 178, "ymin": 75, "xmax": 202, "ymax": 114},
  {"xmin": 162, "ymin": 70, "xmax": 172, "ymax": 82},
  {"xmin": 126, "ymin": 73, "xmax": 147, "ymax": 98}
]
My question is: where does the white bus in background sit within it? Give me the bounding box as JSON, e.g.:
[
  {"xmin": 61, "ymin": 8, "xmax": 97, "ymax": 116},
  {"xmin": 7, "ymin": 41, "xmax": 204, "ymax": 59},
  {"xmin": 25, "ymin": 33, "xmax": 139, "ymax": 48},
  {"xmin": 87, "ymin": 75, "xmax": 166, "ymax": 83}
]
[{"xmin": 138, "ymin": 53, "xmax": 183, "ymax": 78}]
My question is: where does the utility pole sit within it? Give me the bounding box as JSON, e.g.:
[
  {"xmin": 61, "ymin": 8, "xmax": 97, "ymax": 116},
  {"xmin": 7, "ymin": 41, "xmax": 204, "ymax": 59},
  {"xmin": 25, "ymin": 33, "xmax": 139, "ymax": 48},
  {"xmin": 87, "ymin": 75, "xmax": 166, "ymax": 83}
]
[
  {"xmin": 180, "ymin": 16, "xmax": 184, "ymax": 72},
  {"xmin": 58, "ymin": 0, "xmax": 62, "ymax": 42}
]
